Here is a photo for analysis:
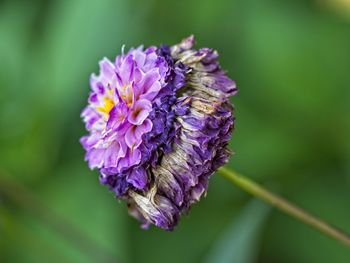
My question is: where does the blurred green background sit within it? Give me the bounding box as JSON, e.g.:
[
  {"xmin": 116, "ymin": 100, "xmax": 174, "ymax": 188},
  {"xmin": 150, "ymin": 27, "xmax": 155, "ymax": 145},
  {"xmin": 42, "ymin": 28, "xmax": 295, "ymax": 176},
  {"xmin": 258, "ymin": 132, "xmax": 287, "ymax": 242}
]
[{"xmin": 1, "ymin": 0, "xmax": 350, "ymax": 262}]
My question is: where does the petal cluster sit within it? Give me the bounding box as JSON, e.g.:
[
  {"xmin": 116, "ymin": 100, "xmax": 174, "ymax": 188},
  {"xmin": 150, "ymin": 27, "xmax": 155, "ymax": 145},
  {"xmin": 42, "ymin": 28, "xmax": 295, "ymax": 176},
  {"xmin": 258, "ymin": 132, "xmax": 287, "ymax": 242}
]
[
  {"xmin": 81, "ymin": 46, "xmax": 169, "ymax": 186},
  {"xmin": 81, "ymin": 36, "xmax": 237, "ymax": 230}
]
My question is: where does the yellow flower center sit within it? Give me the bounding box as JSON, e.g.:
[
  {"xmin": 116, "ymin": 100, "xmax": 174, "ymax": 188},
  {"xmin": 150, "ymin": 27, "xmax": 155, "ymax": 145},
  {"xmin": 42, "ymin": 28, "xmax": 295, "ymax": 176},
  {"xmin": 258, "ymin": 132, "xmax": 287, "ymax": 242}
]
[{"xmin": 97, "ymin": 97, "xmax": 115, "ymax": 114}]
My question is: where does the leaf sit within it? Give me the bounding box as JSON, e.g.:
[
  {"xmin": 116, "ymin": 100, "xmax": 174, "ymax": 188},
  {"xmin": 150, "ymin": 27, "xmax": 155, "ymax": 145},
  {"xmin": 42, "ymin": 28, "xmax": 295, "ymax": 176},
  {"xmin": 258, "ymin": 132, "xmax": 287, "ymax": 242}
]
[{"xmin": 204, "ymin": 199, "xmax": 271, "ymax": 263}]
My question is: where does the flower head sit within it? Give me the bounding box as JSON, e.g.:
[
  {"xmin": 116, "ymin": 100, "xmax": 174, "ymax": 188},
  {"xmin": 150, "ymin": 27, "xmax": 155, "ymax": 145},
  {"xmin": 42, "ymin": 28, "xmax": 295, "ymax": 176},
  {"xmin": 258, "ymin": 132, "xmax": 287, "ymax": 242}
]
[{"xmin": 81, "ymin": 36, "xmax": 237, "ymax": 230}]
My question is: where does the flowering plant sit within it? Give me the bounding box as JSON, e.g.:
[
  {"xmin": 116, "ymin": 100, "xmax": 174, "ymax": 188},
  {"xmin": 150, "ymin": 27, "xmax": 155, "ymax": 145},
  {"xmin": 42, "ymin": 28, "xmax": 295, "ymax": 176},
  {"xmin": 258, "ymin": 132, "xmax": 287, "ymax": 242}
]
[
  {"xmin": 80, "ymin": 36, "xmax": 350, "ymax": 247},
  {"xmin": 81, "ymin": 36, "xmax": 236, "ymax": 229}
]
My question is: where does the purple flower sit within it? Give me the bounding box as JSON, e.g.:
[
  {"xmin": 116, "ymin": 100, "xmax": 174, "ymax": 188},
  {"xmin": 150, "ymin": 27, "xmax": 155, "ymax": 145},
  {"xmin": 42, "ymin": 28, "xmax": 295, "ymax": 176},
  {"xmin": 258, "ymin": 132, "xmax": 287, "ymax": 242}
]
[{"xmin": 81, "ymin": 36, "xmax": 237, "ymax": 230}]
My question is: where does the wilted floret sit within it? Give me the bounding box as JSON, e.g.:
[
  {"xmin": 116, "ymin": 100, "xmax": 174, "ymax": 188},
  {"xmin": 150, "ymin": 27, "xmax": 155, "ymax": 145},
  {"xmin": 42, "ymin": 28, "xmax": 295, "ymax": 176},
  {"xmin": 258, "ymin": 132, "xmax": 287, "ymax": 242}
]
[{"xmin": 81, "ymin": 36, "xmax": 236, "ymax": 230}]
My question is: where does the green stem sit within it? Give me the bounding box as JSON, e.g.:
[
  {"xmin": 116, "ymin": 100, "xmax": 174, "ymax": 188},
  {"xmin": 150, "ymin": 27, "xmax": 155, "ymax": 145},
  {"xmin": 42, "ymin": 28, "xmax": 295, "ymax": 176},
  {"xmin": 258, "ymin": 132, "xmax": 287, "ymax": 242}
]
[{"xmin": 218, "ymin": 166, "xmax": 350, "ymax": 247}]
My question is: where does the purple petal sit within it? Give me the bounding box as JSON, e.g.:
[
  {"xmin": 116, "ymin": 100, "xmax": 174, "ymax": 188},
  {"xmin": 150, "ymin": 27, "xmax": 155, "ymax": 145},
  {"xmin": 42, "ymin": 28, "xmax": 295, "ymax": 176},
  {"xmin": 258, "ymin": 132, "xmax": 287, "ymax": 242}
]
[
  {"xmin": 86, "ymin": 148, "xmax": 104, "ymax": 169},
  {"xmin": 119, "ymin": 54, "xmax": 134, "ymax": 84},
  {"xmin": 128, "ymin": 148, "xmax": 141, "ymax": 167},
  {"xmin": 88, "ymin": 93, "xmax": 99, "ymax": 104},
  {"xmin": 127, "ymin": 167, "xmax": 148, "ymax": 189},
  {"xmin": 133, "ymin": 49, "xmax": 147, "ymax": 68},
  {"xmin": 139, "ymin": 69, "xmax": 159, "ymax": 92},
  {"xmin": 106, "ymin": 102, "xmax": 128, "ymax": 130},
  {"xmin": 128, "ymin": 99, "xmax": 152, "ymax": 125},
  {"xmin": 103, "ymin": 141, "xmax": 121, "ymax": 167},
  {"xmin": 140, "ymin": 81, "xmax": 161, "ymax": 101},
  {"xmin": 125, "ymin": 119, "xmax": 152, "ymax": 148},
  {"xmin": 99, "ymin": 58, "xmax": 115, "ymax": 80}
]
